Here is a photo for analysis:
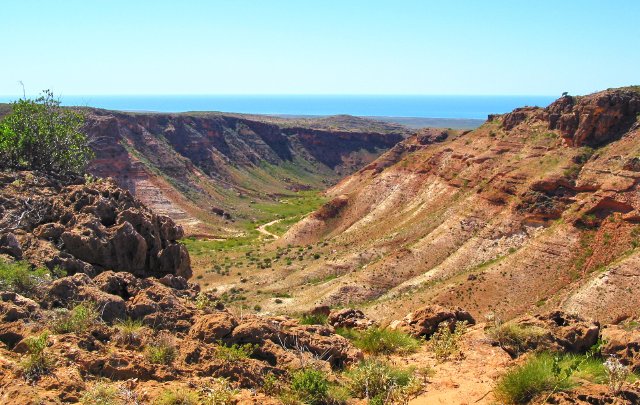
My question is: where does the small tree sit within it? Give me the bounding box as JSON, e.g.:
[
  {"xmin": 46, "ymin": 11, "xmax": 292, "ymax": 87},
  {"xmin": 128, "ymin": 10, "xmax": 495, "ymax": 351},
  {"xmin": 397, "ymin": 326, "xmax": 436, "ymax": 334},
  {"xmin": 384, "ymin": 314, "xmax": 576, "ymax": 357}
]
[{"xmin": 0, "ymin": 90, "xmax": 93, "ymax": 174}]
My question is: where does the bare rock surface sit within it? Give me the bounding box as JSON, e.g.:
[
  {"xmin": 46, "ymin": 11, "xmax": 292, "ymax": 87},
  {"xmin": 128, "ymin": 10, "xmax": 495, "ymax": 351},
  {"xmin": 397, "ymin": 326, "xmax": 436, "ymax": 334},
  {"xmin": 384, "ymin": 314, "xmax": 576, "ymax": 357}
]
[
  {"xmin": 392, "ymin": 304, "xmax": 475, "ymax": 338},
  {"xmin": 0, "ymin": 171, "xmax": 191, "ymax": 279}
]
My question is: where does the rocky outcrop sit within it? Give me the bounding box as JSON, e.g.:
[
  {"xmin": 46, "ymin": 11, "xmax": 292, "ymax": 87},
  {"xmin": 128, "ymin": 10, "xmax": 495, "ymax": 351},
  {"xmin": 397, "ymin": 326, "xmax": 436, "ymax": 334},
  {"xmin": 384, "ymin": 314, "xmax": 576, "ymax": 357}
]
[
  {"xmin": 504, "ymin": 311, "xmax": 600, "ymax": 355},
  {"xmin": 327, "ymin": 308, "xmax": 376, "ymax": 330},
  {"xmin": 391, "ymin": 305, "xmax": 475, "ymax": 338},
  {"xmin": 416, "ymin": 128, "xmax": 448, "ymax": 145},
  {"xmin": 501, "ymin": 88, "xmax": 640, "ymax": 147},
  {"xmin": 0, "ymin": 171, "xmax": 191, "ymax": 279},
  {"xmin": 0, "ymin": 269, "xmax": 361, "ymax": 402},
  {"xmin": 601, "ymin": 324, "xmax": 640, "ymax": 372}
]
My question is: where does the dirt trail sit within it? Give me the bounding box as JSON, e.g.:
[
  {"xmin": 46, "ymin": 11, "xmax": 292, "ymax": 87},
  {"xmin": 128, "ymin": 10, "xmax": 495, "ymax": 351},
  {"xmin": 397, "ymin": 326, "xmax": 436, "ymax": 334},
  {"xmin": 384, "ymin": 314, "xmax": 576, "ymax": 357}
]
[
  {"xmin": 257, "ymin": 219, "xmax": 282, "ymax": 239},
  {"xmin": 399, "ymin": 325, "xmax": 511, "ymax": 405}
]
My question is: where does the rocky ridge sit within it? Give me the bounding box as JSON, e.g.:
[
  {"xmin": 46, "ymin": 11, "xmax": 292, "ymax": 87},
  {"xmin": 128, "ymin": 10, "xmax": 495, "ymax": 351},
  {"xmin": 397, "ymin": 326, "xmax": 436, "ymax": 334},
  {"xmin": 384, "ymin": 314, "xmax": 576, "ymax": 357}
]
[{"xmin": 275, "ymin": 87, "xmax": 640, "ymax": 324}]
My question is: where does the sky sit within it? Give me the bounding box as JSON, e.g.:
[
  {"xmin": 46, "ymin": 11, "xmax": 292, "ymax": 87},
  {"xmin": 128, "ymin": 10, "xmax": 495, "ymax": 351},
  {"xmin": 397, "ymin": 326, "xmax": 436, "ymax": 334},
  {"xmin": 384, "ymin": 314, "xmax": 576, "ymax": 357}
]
[{"xmin": 1, "ymin": 0, "xmax": 638, "ymax": 96}]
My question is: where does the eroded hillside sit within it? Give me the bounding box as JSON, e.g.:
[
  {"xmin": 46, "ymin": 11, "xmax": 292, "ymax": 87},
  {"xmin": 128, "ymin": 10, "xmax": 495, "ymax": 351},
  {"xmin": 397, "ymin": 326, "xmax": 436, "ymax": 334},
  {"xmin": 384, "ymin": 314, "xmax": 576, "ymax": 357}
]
[
  {"xmin": 264, "ymin": 87, "xmax": 640, "ymax": 324},
  {"xmin": 83, "ymin": 110, "xmax": 407, "ymax": 236}
]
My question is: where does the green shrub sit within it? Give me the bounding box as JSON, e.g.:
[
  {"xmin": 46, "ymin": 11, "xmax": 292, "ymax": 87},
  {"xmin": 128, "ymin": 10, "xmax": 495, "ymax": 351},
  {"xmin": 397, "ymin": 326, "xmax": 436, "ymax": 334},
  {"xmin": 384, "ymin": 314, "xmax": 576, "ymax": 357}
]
[
  {"xmin": 21, "ymin": 331, "xmax": 54, "ymax": 381},
  {"xmin": 80, "ymin": 381, "xmax": 121, "ymax": 405},
  {"xmin": 154, "ymin": 388, "xmax": 199, "ymax": 405},
  {"xmin": 114, "ymin": 318, "xmax": 144, "ymax": 344},
  {"xmin": 429, "ymin": 321, "xmax": 467, "ymax": 361},
  {"xmin": 145, "ymin": 334, "xmax": 177, "ymax": 365},
  {"xmin": 0, "ymin": 90, "xmax": 93, "ymax": 174},
  {"xmin": 0, "ymin": 259, "xmax": 51, "ymax": 294},
  {"xmin": 290, "ymin": 368, "xmax": 330, "ymax": 405},
  {"xmin": 487, "ymin": 322, "xmax": 548, "ymax": 357},
  {"xmin": 52, "ymin": 303, "xmax": 99, "ymax": 334},
  {"xmin": 345, "ymin": 359, "xmax": 417, "ymax": 404},
  {"xmin": 215, "ymin": 342, "xmax": 256, "ymax": 361},
  {"xmin": 334, "ymin": 327, "xmax": 360, "ymax": 341},
  {"xmin": 299, "ymin": 313, "xmax": 328, "ymax": 325},
  {"xmin": 342, "ymin": 327, "xmax": 420, "ymax": 355},
  {"xmin": 495, "ymin": 353, "xmax": 577, "ymax": 404}
]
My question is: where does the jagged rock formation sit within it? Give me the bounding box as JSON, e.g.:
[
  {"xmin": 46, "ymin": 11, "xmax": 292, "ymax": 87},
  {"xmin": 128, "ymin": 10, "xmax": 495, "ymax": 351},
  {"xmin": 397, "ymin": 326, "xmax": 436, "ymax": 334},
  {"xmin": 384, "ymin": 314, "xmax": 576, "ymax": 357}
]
[
  {"xmin": 0, "ymin": 171, "xmax": 191, "ymax": 279},
  {"xmin": 0, "ymin": 269, "xmax": 361, "ymax": 403},
  {"xmin": 276, "ymin": 87, "xmax": 640, "ymax": 323}
]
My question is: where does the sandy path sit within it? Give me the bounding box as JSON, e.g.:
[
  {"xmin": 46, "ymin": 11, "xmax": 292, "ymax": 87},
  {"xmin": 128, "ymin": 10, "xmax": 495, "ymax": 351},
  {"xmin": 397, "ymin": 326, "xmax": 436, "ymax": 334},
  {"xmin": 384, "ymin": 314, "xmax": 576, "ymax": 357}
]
[
  {"xmin": 257, "ymin": 219, "xmax": 282, "ymax": 239},
  {"xmin": 397, "ymin": 325, "xmax": 511, "ymax": 405}
]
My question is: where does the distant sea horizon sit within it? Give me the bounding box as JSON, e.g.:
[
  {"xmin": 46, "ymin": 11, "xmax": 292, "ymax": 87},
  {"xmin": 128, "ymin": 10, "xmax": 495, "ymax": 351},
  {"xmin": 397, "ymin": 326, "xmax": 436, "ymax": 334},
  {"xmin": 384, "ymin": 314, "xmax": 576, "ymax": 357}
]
[{"xmin": 0, "ymin": 94, "xmax": 557, "ymax": 120}]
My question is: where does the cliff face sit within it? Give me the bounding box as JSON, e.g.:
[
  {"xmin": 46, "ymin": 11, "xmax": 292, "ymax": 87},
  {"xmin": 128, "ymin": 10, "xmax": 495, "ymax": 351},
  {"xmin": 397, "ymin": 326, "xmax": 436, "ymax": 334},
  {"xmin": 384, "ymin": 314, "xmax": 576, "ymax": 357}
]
[
  {"xmin": 278, "ymin": 87, "xmax": 640, "ymax": 323},
  {"xmin": 83, "ymin": 111, "xmax": 406, "ymax": 235}
]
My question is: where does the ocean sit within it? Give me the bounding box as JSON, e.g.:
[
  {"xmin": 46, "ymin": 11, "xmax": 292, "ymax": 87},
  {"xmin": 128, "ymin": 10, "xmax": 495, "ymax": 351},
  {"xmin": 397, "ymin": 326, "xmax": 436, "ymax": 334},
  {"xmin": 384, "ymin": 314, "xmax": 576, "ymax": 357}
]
[{"xmin": 0, "ymin": 95, "xmax": 557, "ymax": 120}]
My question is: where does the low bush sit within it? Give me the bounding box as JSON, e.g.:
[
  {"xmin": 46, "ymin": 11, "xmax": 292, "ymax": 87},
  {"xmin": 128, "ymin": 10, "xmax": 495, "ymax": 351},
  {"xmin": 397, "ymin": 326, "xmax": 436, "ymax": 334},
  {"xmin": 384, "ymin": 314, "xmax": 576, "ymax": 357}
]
[
  {"xmin": 290, "ymin": 368, "xmax": 330, "ymax": 405},
  {"xmin": 345, "ymin": 359, "xmax": 418, "ymax": 404},
  {"xmin": 215, "ymin": 342, "xmax": 257, "ymax": 361},
  {"xmin": 0, "ymin": 259, "xmax": 52, "ymax": 294},
  {"xmin": 340, "ymin": 327, "xmax": 420, "ymax": 355},
  {"xmin": 80, "ymin": 380, "xmax": 120, "ymax": 405},
  {"xmin": 51, "ymin": 303, "xmax": 99, "ymax": 334},
  {"xmin": 21, "ymin": 331, "xmax": 54, "ymax": 381},
  {"xmin": 604, "ymin": 356, "xmax": 631, "ymax": 394},
  {"xmin": 429, "ymin": 321, "xmax": 467, "ymax": 361},
  {"xmin": 114, "ymin": 318, "xmax": 145, "ymax": 345},
  {"xmin": 154, "ymin": 388, "xmax": 200, "ymax": 405},
  {"xmin": 493, "ymin": 352, "xmax": 633, "ymax": 404},
  {"xmin": 495, "ymin": 353, "xmax": 573, "ymax": 404},
  {"xmin": 299, "ymin": 313, "xmax": 328, "ymax": 325},
  {"xmin": 487, "ymin": 322, "xmax": 548, "ymax": 357},
  {"xmin": 145, "ymin": 334, "xmax": 177, "ymax": 365},
  {"xmin": 0, "ymin": 90, "xmax": 93, "ymax": 174}
]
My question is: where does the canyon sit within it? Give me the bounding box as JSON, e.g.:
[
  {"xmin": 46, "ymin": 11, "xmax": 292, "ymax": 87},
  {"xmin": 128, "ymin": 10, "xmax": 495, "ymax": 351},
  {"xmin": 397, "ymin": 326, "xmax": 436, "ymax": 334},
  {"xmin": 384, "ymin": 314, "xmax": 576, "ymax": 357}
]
[
  {"xmin": 82, "ymin": 110, "xmax": 407, "ymax": 236},
  {"xmin": 1, "ymin": 87, "xmax": 640, "ymax": 404}
]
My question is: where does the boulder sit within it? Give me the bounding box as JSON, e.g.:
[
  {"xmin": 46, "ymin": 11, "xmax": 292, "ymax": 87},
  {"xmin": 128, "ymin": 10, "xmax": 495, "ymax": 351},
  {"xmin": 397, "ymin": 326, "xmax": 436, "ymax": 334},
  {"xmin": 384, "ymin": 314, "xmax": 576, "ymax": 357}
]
[
  {"xmin": 327, "ymin": 308, "xmax": 375, "ymax": 330},
  {"xmin": 601, "ymin": 324, "xmax": 640, "ymax": 372},
  {"xmin": 416, "ymin": 128, "xmax": 448, "ymax": 145},
  {"xmin": 188, "ymin": 312, "xmax": 238, "ymax": 343},
  {"xmin": 126, "ymin": 282, "xmax": 195, "ymax": 331},
  {"xmin": 0, "ymin": 233, "xmax": 22, "ymax": 259},
  {"xmin": 42, "ymin": 273, "xmax": 125, "ymax": 322},
  {"xmin": 393, "ymin": 304, "xmax": 475, "ymax": 338},
  {"xmin": 0, "ymin": 292, "xmax": 40, "ymax": 322},
  {"xmin": 229, "ymin": 316, "xmax": 362, "ymax": 368}
]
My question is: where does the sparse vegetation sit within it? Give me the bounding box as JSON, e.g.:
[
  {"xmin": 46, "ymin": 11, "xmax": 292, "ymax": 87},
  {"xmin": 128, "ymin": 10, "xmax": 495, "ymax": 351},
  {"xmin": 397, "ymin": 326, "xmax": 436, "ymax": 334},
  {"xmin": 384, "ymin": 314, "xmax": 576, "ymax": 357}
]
[
  {"xmin": 340, "ymin": 327, "xmax": 420, "ymax": 355},
  {"xmin": 299, "ymin": 313, "xmax": 328, "ymax": 325},
  {"xmin": 495, "ymin": 353, "xmax": 574, "ymax": 404},
  {"xmin": 114, "ymin": 318, "xmax": 145, "ymax": 344},
  {"xmin": 345, "ymin": 359, "xmax": 417, "ymax": 404},
  {"xmin": 494, "ymin": 351, "xmax": 638, "ymax": 404},
  {"xmin": 215, "ymin": 342, "xmax": 257, "ymax": 361},
  {"xmin": 487, "ymin": 322, "xmax": 548, "ymax": 357},
  {"xmin": 0, "ymin": 259, "xmax": 54, "ymax": 294},
  {"xmin": 199, "ymin": 378, "xmax": 238, "ymax": 405},
  {"xmin": 155, "ymin": 388, "xmax": 200, "ymax": 405},
  {"xmin": 145, "ymin": 334, "xmax": 177, "ymax": 365},
  {"xmin": 290, "ymin": 368, "xmax": 330, "ymax": 405},
  {"xmin": 80, "ymin": 381, "xmax": 120, "ymax": 405},
  {"xmin": 51, "ymin": 303, "xmax": 99, "ymax": 334},
  {"xmin": 20, "ymin": 331, "xmax": 54, "ymax": 381},
  {"xmin": 429, "ymin": 321, "xmax": 468, "ymax": 361},
  {"xmin": 603, "ymin": 356, "xmax": 631, "ymax": 394}
]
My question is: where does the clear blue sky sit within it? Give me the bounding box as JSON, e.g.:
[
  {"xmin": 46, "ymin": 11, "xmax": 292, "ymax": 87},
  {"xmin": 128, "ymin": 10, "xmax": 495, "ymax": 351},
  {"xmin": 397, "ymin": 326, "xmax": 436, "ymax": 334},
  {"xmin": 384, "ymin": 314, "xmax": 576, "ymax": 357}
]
[{"xmin": 1, "ymin": 0, "xmax": 638, "ymax": 96}]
